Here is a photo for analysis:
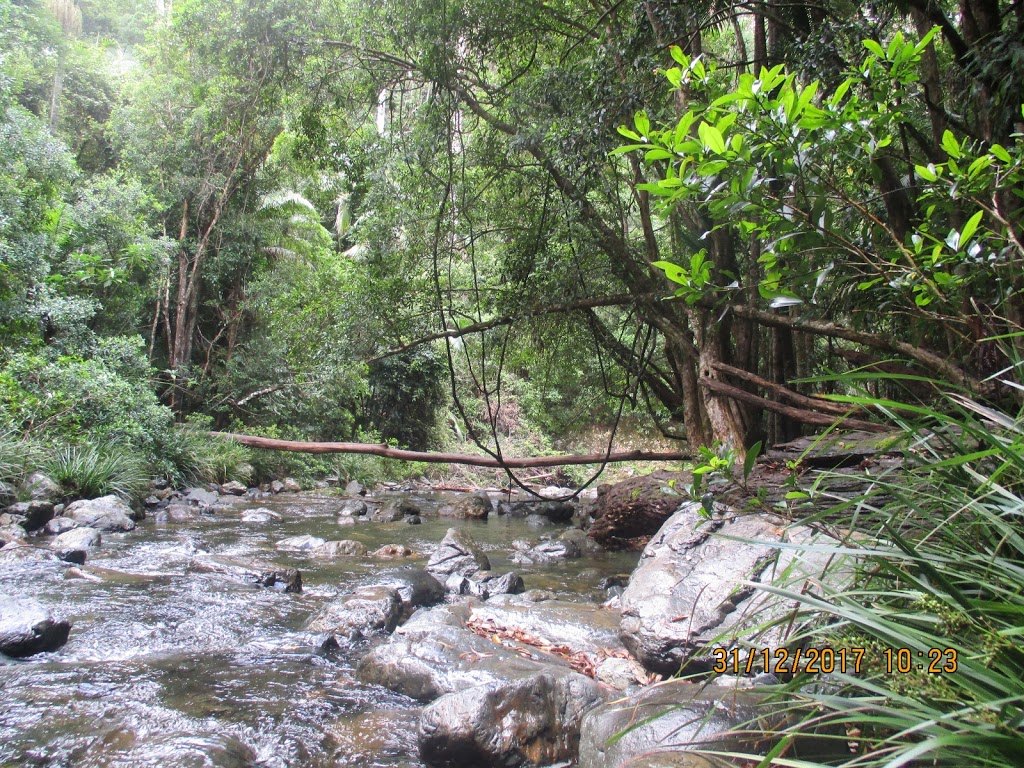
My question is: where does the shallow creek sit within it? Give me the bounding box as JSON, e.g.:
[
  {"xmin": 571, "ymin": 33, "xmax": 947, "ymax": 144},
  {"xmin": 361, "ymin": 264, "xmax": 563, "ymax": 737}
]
[{"xmin": 0, "ymin": 491, "xmax": 639, "ymax": 767}]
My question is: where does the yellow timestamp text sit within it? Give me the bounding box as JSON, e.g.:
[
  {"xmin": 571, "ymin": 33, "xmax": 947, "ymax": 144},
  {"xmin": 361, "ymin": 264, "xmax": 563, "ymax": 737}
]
[{"xmin": 710, "ymin": 646, "xmax": 959, "ymax": 675}]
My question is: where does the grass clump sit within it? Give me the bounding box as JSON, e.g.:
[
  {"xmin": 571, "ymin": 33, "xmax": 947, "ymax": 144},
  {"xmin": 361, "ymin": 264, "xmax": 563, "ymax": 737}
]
[
  {"xmin": 712, "ymin": 382, "xmax": 1024, "ymax": 767},
  {"xmin": 157, "ymin": 417, "xmax": 254, "ymax": 487},
  {"xmin": 0, "ymin": 429, "xmax": 40, "ymax": 487},
  {"xmin": 44, "ymin": 442, "xmax": 149, "ymax": 501}
]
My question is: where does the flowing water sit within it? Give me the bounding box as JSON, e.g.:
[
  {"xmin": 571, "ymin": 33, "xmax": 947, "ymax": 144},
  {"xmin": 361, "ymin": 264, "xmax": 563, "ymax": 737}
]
[{"xmin": 0, "ymin": 492, "xmax": 638, "ymax": 767}]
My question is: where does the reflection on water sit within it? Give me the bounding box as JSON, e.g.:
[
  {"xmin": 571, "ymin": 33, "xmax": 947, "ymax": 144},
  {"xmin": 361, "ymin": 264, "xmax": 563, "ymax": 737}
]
[{"xmin": 0, "ymin": 492, "xmax": 637, "ymax": 767}]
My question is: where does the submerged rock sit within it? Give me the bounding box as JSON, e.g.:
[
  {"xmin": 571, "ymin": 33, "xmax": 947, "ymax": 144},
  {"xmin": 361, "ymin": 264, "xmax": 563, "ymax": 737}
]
[
  {"xmin": 0, "ymin": 596, "xmax": 71, "ymax": 657},
  {"xmin": 63, "ymin": 495, "xmax": 137, "ymax": 532},
  {"xmin": 426, "ymin": 528, "xmax": 490, "ymax": 578},
  {"xmin": 100, "ymin": 732, "xmax": 257, "ymax": 768},
  {"xmin": 275, "ymin": 535, "xmax": 326, "ymax": 552},
  {"xmin": 371, "ymin": 544, "xmax": 415, "ymax": 559}
]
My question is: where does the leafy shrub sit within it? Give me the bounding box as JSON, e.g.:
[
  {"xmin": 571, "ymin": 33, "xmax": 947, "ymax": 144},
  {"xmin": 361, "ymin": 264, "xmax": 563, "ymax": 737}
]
[
  {"xmin": 44, "ymin": 441, "xmax": 149, "ymax": 501},
  {"xmin": 0, "ymin": 337, "xmax": 173, "ymax": 460}
]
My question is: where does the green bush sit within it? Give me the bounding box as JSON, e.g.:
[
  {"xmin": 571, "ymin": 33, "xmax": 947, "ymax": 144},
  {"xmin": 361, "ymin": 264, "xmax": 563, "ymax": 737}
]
[
  {"xmin": 0, "ymin": 337, "xmax": 173, "ymax": 461},
  {"xmin": 44, "ymin": 441, "xmax": 149, "ymax": 501}
]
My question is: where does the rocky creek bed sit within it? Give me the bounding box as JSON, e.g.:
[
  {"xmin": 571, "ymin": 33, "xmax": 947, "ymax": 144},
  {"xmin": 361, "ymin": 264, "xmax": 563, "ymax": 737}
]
[{"xmin": 0, "ymin": 442, "xmax": 883, "ymax": 767}]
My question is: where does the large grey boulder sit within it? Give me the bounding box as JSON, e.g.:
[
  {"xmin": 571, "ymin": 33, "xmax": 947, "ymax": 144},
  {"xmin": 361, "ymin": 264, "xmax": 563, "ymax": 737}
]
[
  {"xmin": 49, "ymin": 526, "xmax": 101, "ymax": 563},
  {"xmin": 63, "ymin": 495, "xmax": 137, "ymax": 532},
  {"xmin": 426, "ymin": 528, "xmax": 490, "ymax": 578},
  {"xmin": 184, "ymin": 487, "xmax": 219, "ymax": 508},
  {"xmin": 306, "ymin": 585, "xmax": 402, "ymax": 643},
  {"xmin": 0, "ymin": 596, "xmax": 71, "ymax": 657},
  {"xmin": 419, "ymin": 670, "xmax": 604, "ymax": 768},
  {"xmin": 44, "ymin": 516, "xmax": 80, "ymax": 535},
  {"xmin": 619, "ymin": 503, "xmax": 844, "ymax": 675},
  {"xmin": 220, "ymin": 480, "xmax": 247, "ymax": 495}
]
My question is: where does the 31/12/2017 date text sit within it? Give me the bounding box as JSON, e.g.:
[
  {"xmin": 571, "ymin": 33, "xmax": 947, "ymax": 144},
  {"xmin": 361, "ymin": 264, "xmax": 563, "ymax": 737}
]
[{"xmin": 710, "ymin": 647, "xmax": 959, "ymax": 675}]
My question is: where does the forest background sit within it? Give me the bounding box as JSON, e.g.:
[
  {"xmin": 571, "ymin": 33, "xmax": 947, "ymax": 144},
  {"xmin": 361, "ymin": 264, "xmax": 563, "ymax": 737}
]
[{"xmin": 0, "ymin": 0, "xmax": 1021, "ymax": 491}]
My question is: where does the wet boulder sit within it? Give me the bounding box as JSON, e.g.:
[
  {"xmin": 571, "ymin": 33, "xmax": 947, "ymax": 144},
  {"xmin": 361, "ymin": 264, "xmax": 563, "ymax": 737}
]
[
  {"xmin": 5, "ymin": 500, "xmax": 55, "ymax": 531},
  {"xmin": 586, "ymin": 470, "xmax": 689, "ymax": 549},
  {"xmin": 184, "ymin": 487, "xmax": 219, "ymax": 508},
  {"xmin": 373, "ymin": 498, "xmax": 418, "ymax": 522},
  {"xmin": 49, "ymin": 526, "xmax": 101, "ymax": 563},
  {"xmin": 419, "ymin": 669, "xmax": 605, "ymax": 768},
  {"xmin": 0, "ymin": 596, "xmax": 71, "ymax": 657},
  {"xmin": 220, "ymin": 480, "xmax": 248, "ymax": 495},
  {"xmin": 336, "ymin": 499, "xmax": 367, "ymax": 517},
  {"xmin": 444, "ymin": 571, "xmax": 525, "ymax": 600},
  {"xmin": 258, "ymin": 568, "xmax": 303, "ymax": 593},
  {"xmin": 373, "ymin": 568, "xmax": 446, "ymax": 618},
  {"xmin": 63, "ymin": 495, "xmax": 137, "ymax": 532},
  {"xmin": 344, "ymin": 479, "xmax": 365, "ymax": 496},
  {"xmin": 24, "ymin": 471, "xmax": 60, "ymax": 502},
  {"xmin": 437, "ymin": 492, "xmax": 490, "ymax": 520},
  {"xmin": 239, "ymin": 507, "xmax": 280, "ymax": 523},
  {"xmin": 508, "ymin": 537, "xmax": 581, "ymax": 565},
  {"xmin": 306, "ymin": 585, "xmax": 402, "ymax": 643},
  {"xmin": 275, "ymin": 535, "xmax": 326, "ymax": 552},
  {"xmin": 0, "ymin": 521, "xmax": 27, "ymax": 546},
  {"xmin": 313, "ymin": 539, "xmax": 368, "ymax": 558},
  {"xmin": 282, "ymin": 477, "xmax": 301, "ymax": 492},
  {"xmin": 426, "ymin": 528, "xmax": 490, "ymax": 578}
]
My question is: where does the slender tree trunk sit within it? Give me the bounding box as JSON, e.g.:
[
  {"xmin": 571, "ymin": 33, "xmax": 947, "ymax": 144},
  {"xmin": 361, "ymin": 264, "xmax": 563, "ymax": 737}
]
[{"xmin": 48, "ymin": 62, "xmax": 63, "ymax": 133}]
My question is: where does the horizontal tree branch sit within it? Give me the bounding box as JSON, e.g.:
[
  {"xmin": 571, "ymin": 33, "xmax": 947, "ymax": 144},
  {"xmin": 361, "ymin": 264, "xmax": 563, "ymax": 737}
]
[
  {"xmin": 370, "ymin": 293, "xmax": 640, "ymax": 361},
  {"xmin": 212, "ymin": 432, "xmax": 690, "ymax": 467},
  {"xmin": 710, "ymin": 361, "xmax": 857, "ymax": 416},
  {"xmin": 698, "ymin": 378, "xmax": 889, "ymax": 433}
]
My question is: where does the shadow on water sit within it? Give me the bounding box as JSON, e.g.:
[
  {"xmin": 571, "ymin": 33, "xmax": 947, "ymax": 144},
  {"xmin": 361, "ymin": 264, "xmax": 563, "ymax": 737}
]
[{"xmin": 0, "ymin": 492, "xmax": 638, "ymax": 767}]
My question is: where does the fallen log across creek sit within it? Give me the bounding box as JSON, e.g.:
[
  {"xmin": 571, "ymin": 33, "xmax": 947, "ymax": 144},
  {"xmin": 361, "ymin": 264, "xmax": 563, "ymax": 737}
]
[{"xmin": 210, "ymin": 432, "xmax": 691, "ymax": 468}]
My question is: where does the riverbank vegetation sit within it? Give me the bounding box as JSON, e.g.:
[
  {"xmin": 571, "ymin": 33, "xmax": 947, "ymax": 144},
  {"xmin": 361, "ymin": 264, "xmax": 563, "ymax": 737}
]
[{"xmin": 1, "ymin": 0, "xmax": 1022, "ymax": 764}]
